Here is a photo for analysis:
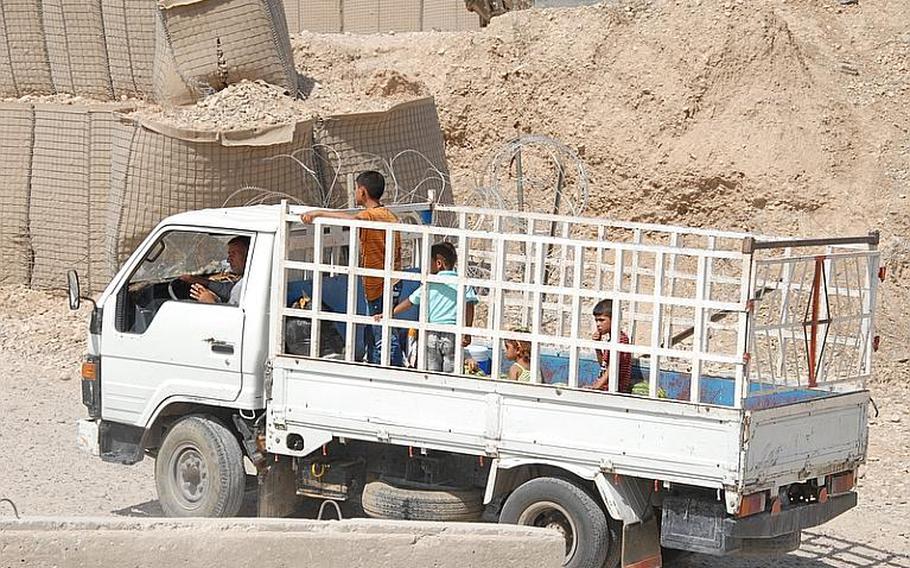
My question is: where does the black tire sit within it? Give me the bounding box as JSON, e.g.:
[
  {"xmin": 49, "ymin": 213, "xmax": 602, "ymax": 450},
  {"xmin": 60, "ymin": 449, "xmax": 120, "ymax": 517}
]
[
  {"xmin": 361, "ymin": 478, "xmax": 483, "ymax": 521},
  {"xmin": 500, "ymin": 477, "xmax": 617, "ymax": 568},
  {"xmin": 155, "ymin": 416, "xmax": 245, "ymax": 517}
]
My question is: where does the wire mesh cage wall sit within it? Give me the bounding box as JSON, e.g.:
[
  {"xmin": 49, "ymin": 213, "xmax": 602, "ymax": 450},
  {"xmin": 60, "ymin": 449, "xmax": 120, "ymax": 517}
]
[
  {"xmin": 0, "ymin": 0, "xmax": 54, "ymax": 97},
  {"xmin": 0, "ymin": 103, "xmax": 34, "ymax": 286},
  {"xmin": 102, "ymin": 0, "xmax": 157, "ymax": 99},
  {"xmin": 747, "ymin": 241, "xmax": 880, "ymax": 401},
  {"xmin": 105, "ymin": 117, "xmax": 323, "ymax": 283},
  {"xmin": 314, "ymin": 98, "xmax": 453, "ymax": 208},
  {"xmin": 154, "ymin": 0, "xmax": 296, "ymax": 105},
  {"xmin": 273, "ymin": 203, "xmax": 879, "ymax": 409}
]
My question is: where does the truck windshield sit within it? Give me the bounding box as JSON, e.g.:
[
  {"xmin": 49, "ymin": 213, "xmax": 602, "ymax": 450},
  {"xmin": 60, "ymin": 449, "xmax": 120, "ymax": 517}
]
[{"xmin": 133, "ymin": 232, "xmax": 231, "ymax": 284}]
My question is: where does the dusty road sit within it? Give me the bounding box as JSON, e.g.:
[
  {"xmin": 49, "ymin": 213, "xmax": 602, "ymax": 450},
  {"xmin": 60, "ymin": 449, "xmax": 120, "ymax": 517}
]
[{"xmin": 0, "ymin": 285, "xmax": 907, "ymax": 567}]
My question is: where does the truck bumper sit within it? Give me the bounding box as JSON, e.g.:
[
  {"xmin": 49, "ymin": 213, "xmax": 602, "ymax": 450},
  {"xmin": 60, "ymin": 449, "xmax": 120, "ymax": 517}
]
[
  {"xmin": 661, "ymin": 492, "xmax": 857, "ymax": 556},
  {"xmin": 76, "ymin": 419, "xmax": 101, "ymax": 457}
]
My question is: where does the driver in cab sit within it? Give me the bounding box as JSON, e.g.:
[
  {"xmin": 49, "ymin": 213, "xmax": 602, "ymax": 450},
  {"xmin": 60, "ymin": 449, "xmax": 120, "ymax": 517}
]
[{"xmin": 180, "ymin": 236, "xmax": 249, "ymax": 305}]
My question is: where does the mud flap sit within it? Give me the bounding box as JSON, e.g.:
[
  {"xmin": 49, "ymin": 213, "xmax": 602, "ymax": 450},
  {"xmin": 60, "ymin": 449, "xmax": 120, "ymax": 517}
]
[
  {"xmin": 622, "ymin": 515, "xmax": 662, "ymax": 568},
  {"xmin": 258, "ymin": 456, "xmax": 299, "ymax": 517}
]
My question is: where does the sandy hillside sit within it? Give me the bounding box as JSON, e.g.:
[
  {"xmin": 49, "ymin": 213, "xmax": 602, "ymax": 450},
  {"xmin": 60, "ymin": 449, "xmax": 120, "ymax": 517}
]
[
  {"xmin": 294, "ymin": 0, "xmax": 909, "ymax": 233},
  {"xmin": 292, "ymin": 0, "xmax": 910, "ymax": 375}
]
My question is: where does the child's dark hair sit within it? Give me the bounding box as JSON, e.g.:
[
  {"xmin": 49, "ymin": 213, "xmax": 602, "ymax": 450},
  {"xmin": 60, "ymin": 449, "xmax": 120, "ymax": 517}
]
[
  {"xmin": 356, "ymin": 170, "xmax": 385, "ymax": 200},
  {"xmin": 593, "ymin": 298, "xmax": 613, "ymax": 317},
  {"xmin": 506, "ymin": 327, "xmax": 532, "ymax": 361},
  {"xmin": 431, "ymin": 242, "xmax": 457, "ymax": 269}
]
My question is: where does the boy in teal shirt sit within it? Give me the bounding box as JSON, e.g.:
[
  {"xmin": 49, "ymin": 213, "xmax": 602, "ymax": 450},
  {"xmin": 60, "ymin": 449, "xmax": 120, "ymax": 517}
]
[{"xmin": 375, "ymin": 242, "xmax": 478, "ymax": 372}]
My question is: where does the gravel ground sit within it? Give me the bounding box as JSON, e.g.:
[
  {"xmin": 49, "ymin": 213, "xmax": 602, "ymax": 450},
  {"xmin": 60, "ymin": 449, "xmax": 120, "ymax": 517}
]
[{"xmin": 0, "ymin": 285, "xmax": 906, "ymax": 567}]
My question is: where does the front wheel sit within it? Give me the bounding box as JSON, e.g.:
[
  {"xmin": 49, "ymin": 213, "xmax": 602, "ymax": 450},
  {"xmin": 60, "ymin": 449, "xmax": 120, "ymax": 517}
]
[
  {"xmin": 500, "ymin": 477, "xmax": 620, "ymax": 568},
  {"xmin": 155, "ymin": 416, "xmax": 245, "ymax": 517}
]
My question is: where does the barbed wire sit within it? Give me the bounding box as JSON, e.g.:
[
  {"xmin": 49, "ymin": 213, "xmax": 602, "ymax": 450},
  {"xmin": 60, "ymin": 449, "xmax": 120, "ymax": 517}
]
[{"xmin": 243, "ymin": 147, "xmax": 452, "ymax": 209}]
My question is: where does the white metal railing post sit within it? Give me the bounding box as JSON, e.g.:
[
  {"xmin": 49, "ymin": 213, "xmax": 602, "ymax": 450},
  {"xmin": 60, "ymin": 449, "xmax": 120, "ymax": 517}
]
[
  {"xmin": 649, "ymin": 251, "xmax": 665, "ymax": 398},
  {"xmin": 734, "ymin": 244, "xmax": 756, "ymax": 409},
  {"xmin": 629, "ymin": 229, "xmax": 643, "ymax": 341},
  {"xmin": 379, "ymin": 227, "xmax": 395, "ymax": 368},
  {"xmin": 568, "ymin": 244, "xmax": 583, "ymax": 388},
  {"xmin": 662, "ymin": 232, "xmax": 680, "ymax": 348},
  {"xmin": 862, "ymin": 244, "xmax": 880, "ymax": 389},
  {"xmin": 690, "ymin": 255, "xmax": 708, "ymax": 403},
  {"xmin": 454, "ymin": 234, "xmax": 468, "ymax": 374},
  {"xmin": 558, "ymin": 222, "xmax": 571, "ymax": 338},
  {"xmin": 490, "ymin": 229, "xmax": 507, "ymax": 381},
  {"xmin": 345, "ymin": 225, "xmax": 359, "ymax": 362},
  {"xmin": 417, "ymin": 230, "xmax": 431, "ymax": 371},
  {"xmin": 269, "ymin": 200, "xmax": 290, "ymax": 359},
  {"xmin": 817, "ymin": 246, "xmax": 835, "ymax": 386},
  {"xmin": 595, "ymin": 225, "xmax": 606, "ymax": 292},
  {"xmin": 522, "ymin": 218, "xmax": 535, "ymax": 328},
  {"xmin": 309, "ymin": 219, "xmax": 324, "ymax": 358},
  {"xmin": 775, "ymin": 247, "xmax": 794, "ymax": 379},
  {"xmin": 530, "ymin": 240, "xmax": 547, "ymax": 384},
  {"xmin": 609, "ymin": 247, "xmax": 624, "ymax": 393}
]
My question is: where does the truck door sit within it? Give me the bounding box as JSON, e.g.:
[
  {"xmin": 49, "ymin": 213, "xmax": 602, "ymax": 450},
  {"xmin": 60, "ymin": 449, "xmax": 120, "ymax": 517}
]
[{"xmin": 99, "ymin": 229, "xmax": 251, "ymax": 426}]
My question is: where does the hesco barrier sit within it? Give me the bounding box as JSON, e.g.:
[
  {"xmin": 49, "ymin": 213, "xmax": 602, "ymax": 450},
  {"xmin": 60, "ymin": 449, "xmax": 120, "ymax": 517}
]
[
  {"xmin": 154, "ymin": 0, "xmax": 297, "ymax": 105},
  {"xmin": 105, "ymin": 115, "xmax": 321, "ymax": 276},
  {"xmin": 0, "ymin": 98, "xmax": 449, "ymax": 293},
  {"xmin": 0, "ymin": 0, "xmax": 294, "ymax": 102},
  {"xmin": 30, "ymin": 104, "xmax": 133, "ymax": 292},
  {"xmin": 102, "ymin": 0, "xmax": 157, "ymax": 99},
  {"xmin": 316, "ymin": 98, "xmax": 453, "ymax": 207},
  {"xmin": 42, "ymin": 0, "xmax": 113, "ymax": 99},
  {"xmin": 0, "ymin": 0, "xmax": 54, "ymax": 97},
  {"xmin": 0, "ymin": 104, "xmax": 34, "ymax": 287},
  {"xmin": 285, "ymin": 0, "xmax": 481, "ymax": 33},
  {"xmin": 0, "ymin": 0, "xmax": 478, "ymax": 101},
  {"xmin": 0, "ymin": 517, "xmax": 564, "ymax": 568}
]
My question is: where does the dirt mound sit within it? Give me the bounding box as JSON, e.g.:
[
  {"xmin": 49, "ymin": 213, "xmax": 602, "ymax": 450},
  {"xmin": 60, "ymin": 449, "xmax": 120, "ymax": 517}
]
[
  {"xmin": 291, "ymin": 1, "xmax": 908, "ymax": 233},
  {"xmin": 290, "ymin": 1, "xmax": 909, "ymax": 375},
  {"xmin": 134, "ymin": 80, "xmax": 312, "ymax": 131}
]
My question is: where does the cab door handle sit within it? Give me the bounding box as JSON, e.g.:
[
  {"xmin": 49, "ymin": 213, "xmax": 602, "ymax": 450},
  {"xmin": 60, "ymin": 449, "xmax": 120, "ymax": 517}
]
[{"xmin": 204, "ymin": 338, "xmax": 234, "ymax": 354}]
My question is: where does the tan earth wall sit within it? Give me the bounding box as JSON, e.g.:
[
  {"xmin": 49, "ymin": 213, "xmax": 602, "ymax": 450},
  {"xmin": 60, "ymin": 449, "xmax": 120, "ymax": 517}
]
[
  {"xmin": 286, "ymin": 0, "xmax": 481, "ymax": 34},
  {"xmin": 0, "ymin": 517, "xmax": 564, "ymax": 568},
  {"xmin": 0, "ymin": 98, "xmax": 449, "ymax": 293}
]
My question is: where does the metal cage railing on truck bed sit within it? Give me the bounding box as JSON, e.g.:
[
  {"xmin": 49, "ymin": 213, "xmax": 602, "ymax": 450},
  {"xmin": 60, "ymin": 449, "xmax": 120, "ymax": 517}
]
[{"xmin": 269, "ymin": 202, "xmax": 880, "ymax": 410}]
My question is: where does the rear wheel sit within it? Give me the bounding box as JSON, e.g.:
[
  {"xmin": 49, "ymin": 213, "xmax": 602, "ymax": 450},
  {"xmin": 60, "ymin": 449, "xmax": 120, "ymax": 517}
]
[
  {"xmin": 155, "ymin": 416, "xmax": 245, "ymax": 517},
  {"xmin": 500, "ymin": 477, "xmax": 619, "ymax": 568}
]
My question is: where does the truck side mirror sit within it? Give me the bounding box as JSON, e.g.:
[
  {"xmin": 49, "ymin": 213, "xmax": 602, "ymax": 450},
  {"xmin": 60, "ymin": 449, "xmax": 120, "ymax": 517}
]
[{"xmin": 67, "ymin": 270, "xmax": 81, "ymax": 311}]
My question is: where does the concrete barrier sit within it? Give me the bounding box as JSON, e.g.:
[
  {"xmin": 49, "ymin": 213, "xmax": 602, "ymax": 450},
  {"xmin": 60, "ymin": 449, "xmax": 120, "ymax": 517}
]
[{"xmin": 0, "ymin": 517, "xmax": 564, "ymax": 568}]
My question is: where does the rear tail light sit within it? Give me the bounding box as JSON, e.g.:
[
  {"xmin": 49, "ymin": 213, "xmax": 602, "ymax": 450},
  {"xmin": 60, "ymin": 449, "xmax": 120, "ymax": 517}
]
[
  {"xmin": 81, "ymin": 360, "xmax": 98, "ymax": 381},
  {"xmin": 827, "ymin": 470, "xmax": 856, "ymax": 496},
  {"xmin": 736, "ymin": 491, "xmax": 767, "ymax": 518}
]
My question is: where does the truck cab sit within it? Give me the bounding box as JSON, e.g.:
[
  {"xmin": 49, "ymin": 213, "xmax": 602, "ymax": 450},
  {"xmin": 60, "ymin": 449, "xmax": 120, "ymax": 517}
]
[{"xmin": 72, "ymin": 202, "xmax": 880, "ymax": 568}]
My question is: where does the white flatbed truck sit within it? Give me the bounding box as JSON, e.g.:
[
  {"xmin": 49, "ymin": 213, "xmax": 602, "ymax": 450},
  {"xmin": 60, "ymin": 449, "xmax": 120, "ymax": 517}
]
[{"xmin": 71, "ymin": 202, "xmax": 881, "ymax": 568}]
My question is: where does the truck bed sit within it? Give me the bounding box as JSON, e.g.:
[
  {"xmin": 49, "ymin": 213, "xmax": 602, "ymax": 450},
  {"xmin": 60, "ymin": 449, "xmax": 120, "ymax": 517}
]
[{"xmin": 268, "ymin": 357, "xmax": 869, "ymax": 494}]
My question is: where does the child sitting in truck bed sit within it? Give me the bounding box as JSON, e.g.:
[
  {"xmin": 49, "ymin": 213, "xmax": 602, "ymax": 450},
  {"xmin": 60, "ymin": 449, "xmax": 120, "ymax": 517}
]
[
  {"xmin": 503, "ymin": 330, "xmax": 532, "ymax": 382},
  {"xmin": 376, "ymin": 242, "xmax": 478, "ymax": 373},
  {"xmin": 587, "ymin": 299, "xmax": 633, "ymax": 393}
]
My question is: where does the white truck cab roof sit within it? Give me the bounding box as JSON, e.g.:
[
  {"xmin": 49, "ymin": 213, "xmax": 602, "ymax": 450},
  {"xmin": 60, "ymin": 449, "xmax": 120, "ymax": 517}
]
[{"xmin": 159, "ymin": 204, "xmax": 319, "ymax": 234}]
